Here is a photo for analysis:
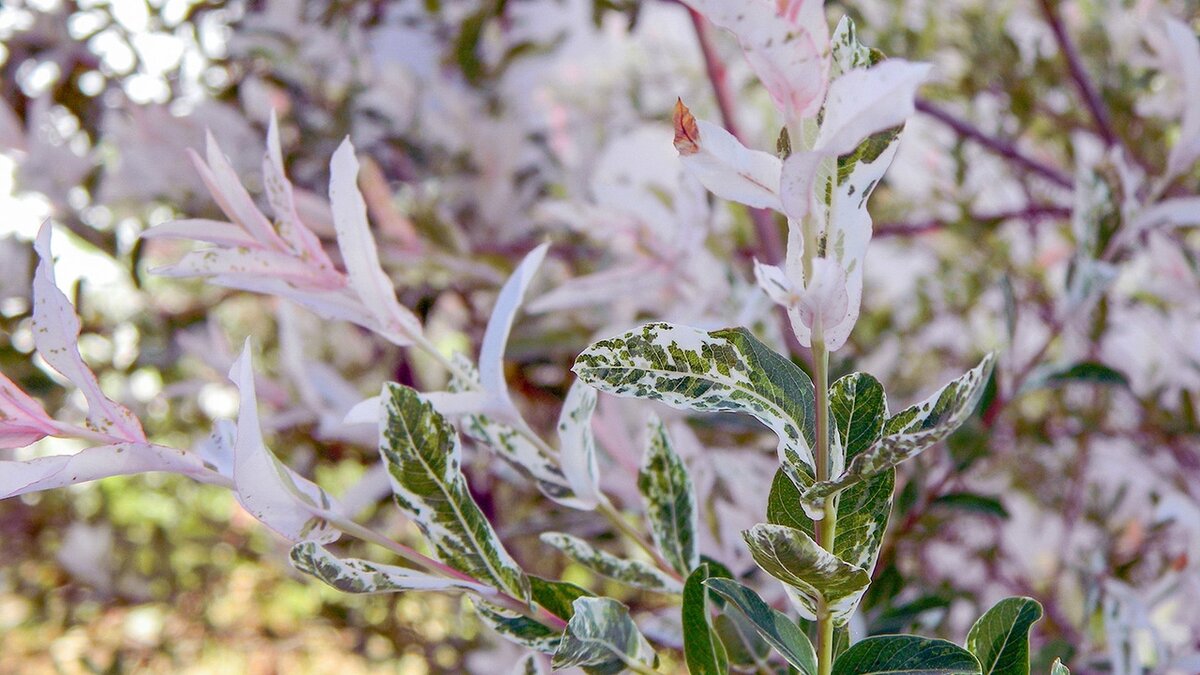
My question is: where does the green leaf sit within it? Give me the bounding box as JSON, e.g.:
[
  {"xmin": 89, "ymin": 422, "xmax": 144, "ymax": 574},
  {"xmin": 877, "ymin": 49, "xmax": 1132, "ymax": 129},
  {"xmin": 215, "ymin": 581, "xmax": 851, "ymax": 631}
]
[
  {"xmin": 1050, "ymin": 658, "xmax": 1070, "ymax": 675},
  {"xmin": 742, "ymin": 523, "xmax": 871, "ymax": 624},
  {"xmin": 833, "ymin": 635, "xmax": 982, "ymax": 675},
  {"xmin": 573, "ymin": 322, "xmax": 817, "ymax": 483},
  {"xmin": 966, "ymin": 597, "xmax": 1044, "ymax": 675},
  {"xmin": 552, "ymin": 597, "xmax": 658, "ymax": 672},
  {"xmin": 638, "ymin": 415, "xmax": 699, "ymax": 575},
  {"xmin": 540, "ymin": 532, "xmax": 683, "ymax": 594},
  {"xmin": 804, "ymin": 354, "xmax": 995, "ymax": 506},
  {"xmin": 931, "ymin": 493, "xmax": 1010, "ymax": 519},
  {"xmin": 379, "ymin": 383, "xmax": 530, "ymax": 603},
  {"xmin": 682, "ymin": 563, "xmax": 729, "ymax": 675},
  {"xmin": 510, "ymin": 653, "xmax": 546, "ymax": 675},
  {"xmin": 288, "ymin": 542, "xmax": 491, "ymax": 594},
  {"xmin": 713, "ymin": 612, "xmax": 774, "ymax": 671},
  {"xmin": 474, "ymin": 576, "xmax": 594, "ymax": 654},
  {"xmin": 704, "ymin": 578, "xmax": 817, "ymax": 675},
  {"xmin": 1024, "ymin": 361, "xmax": 1130, "ymax": 392}
]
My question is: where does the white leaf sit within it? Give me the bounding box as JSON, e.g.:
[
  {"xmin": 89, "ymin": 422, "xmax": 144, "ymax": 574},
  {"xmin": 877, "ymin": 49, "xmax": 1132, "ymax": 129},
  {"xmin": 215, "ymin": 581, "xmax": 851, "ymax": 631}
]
[
  {"xmin": 674, "ymin": 100, "xmax": 783, "ymax": 210},
  {"xmin": 193, "ymin": 131, "xmax": 284, "ymax": 249},
  {"xmin": 329, "ymin": 139, "xmax": 423, "ymax": 346},
  {"xmin": 263, "ymin": 111, "xmax": 333, "ymax": 264},
  {"xmin": 479, "ymin": 243, "xmax": 550, "ymax": 415},
  {"xmin": 1, "ymin": 442, "xmax": 222, "ymax": 500},
  {"xmin": 32, "ymin": 224, "xmax": 146, "ymax": 443},
  {"xmin": 0, "ymin": 371, "xmax": 58, "ymax": 449},
  {"xmin": 1161, "ymin": 17, "xmax": 1200, "ymax": 177},
  {"xmin": 140, "ymin": 219, "xmax": 259, "ymax": 247},
  {"xmin": 557, "ymin": 380, "xmax": 600, "ymax": 510},
  {"xmin": 794, "ymin": 257, "xmax": 850, "ymax": 342},
  {"xmin": 343, "ymin": 395, "xmax": 381, "ymax": 427},
  {"xmin": 813, "ymin": 60, "xmax": 932, "ymax": 157},
  {"xmin": 229, "ymin": 341, "xmax": 340, "ymax": 544}
]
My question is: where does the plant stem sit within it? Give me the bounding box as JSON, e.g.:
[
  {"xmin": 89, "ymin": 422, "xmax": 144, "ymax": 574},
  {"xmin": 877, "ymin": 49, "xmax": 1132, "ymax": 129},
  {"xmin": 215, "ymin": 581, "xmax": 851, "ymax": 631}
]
[
  {"xmin": 597, "ymin": 498, "xmax": 685, "ymax": 583},
  {"xmin": 811, "ymin": 338, "xmax": 836, "ymax": 675}
]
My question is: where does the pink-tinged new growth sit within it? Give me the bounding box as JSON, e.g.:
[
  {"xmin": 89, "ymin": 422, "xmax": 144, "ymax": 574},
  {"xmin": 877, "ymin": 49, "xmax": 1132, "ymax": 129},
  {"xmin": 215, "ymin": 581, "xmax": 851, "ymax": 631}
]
[
  {"xmin": 684, "ymin": 0, "xmax": 831, "ymax": 122},
  {"xmin": 143, "ymin": 118, "xmax": 424, "ymax": 348},
  {"xmin": 0, "ymin": 372, "xmax": 58, "ymax": 449},
  {"xmin": 672, "ymin": 99, "xmax": 784, "ymax": 211}
]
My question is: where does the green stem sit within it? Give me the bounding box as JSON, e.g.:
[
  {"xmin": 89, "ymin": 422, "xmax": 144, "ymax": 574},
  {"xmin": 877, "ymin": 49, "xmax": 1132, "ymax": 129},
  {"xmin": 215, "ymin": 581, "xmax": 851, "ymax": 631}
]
[
  {"xmin": 811, "ymin": 339, "xmax": 836, "ymax": 675},
  {"xmin": 597, "ymin": 498, "xmax": 684, "ymax": 583}
]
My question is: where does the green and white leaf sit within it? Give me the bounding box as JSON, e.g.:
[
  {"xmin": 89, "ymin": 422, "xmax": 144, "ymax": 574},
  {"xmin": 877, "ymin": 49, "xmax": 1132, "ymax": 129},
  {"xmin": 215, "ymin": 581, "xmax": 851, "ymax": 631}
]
[
  {"xmin": 474, "ymin": 576, "xmax": 592, "ymax": 654},
  {"xmin": 552, "ymin": 597, "xmax": 658, "ymax": 672},
  {"xmin": 803, "ymin": 354, "xmax": 995, "ymax": 506},
  {"xmin": 557, "ymin": 379, "xmax": 601, "ymax": 510},
  {"xmin": 831, "ymin": 16, "xmax": 873, "ymax": 77},
  {"xmin": 833, "ymin": 635, "xmax": 982, "ymax": 675},
  {"xmin": 682, "ymin": 563, "xmax": 729, "ymax": 675},
  {"xmin": 450, "ymin": 355, "xmax": 587, "ymax": 509},
  {"xmin": 638, "ymin": 415, "xmax": 699, "ymax": 575},
  {"xmin": 1050, "ymin": 658, "xmax": 1070, "ymax": 675},
  {"xmin": 704, "ymin": 577, "xmax": 817, "ymax": 675},
  {"xmin": 742, "ymin": 523, "xmax": 870, "ymax": 624},
  {"xmin": 510, "ymin": 654, "xmax": 547, "ymax": 675},
  {"xmin": 540, "ymin": 532, "xmax": 682, "ymax": 594},
  {"xmin": 289, "ymin": 542, "xmax": 491, "ymax": 594},
  {"xmin": 379, "ymin": 382, "xmax": 531, "ymax": 603},
  {"xmin": 573, "ymin": 322, "xmax": 817, "ymax": 481},
  {"xmin": 966, "ymin": 596, "xmax": 1043, "ymax": 675}
]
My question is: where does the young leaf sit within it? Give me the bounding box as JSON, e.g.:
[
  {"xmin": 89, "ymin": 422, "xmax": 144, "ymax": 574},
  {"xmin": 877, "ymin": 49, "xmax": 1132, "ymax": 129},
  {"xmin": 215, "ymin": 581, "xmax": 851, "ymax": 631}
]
[
  {"xmin": 966, "ymin": 597, "xmax": 1044, "ymax": 675},
  {"xmin": 803, "ymin": 354, "xmax": 995, "ymax": 505},
  {"xmin": 812, "ymin": 60, "xmax": 932, "ymax": 158},
  {"xmin": 229, "ymin": 343, "xmax": 340, "ymax": 544},
  {"xmin": 552, "ymin": 597, "xmax": 658, "ymax": 672},
  {"xmin": 539, "ymin": 532, "xmax": 682, "ymax": 594},
  {"xmin": 573, "ymin": 322, "xmax": 817, "ymax": 481},
  {"xmin": 682, "ymin": 563, "xmax": 729, "ymax": 675},
  {"xmin": 704, "ymin": 577, "xmax": 817, "ymax": 675},
  {"xmin": 638, "ymin": 415, "xmax": 699, "ymax": 575},
  {"xmin": 830, "ymin": 16, "xmax": 873, "ymax": 76},
  {"xmin": 742, "ymin": 523, "xmax": 871, "ymax": 624},
  {"xmin": 329, "ymin": 139, "xmax": 423, "ymax": 346},
  {"xmin": 0, "ymin": 442, "xmax": 221, "ymax": 500},
  {"xmin": 673, "ymin": 99, "xmax": 784, "ymax": 211},
  {"xmin": 32, "ymin": 224, "xmax": 146, "ymax": 443},
  {"xmin": 474, "ymin": 576, "xmax": 593, "ymax": 654},
  {"xmin": 558, "ymin": 379, "xmax": 601, "ymax": 510},
  {"xmin": 378, "ymin": 382, "xmax": 530, "ymax": 603},
  {"xmin": 1050, "ymin": 658, "xmax": 1070, "ymax": 675},
  {"xmin": 289, "ymin": 541, "xmax": 491, "ymax": 594},
  {"xmin": 833, "ymin": 635, "xmax": 982, "ymax": 675},
  {"xmin": 0, "ymin": 371, "xmax": 58, "ymax": 449},
  {"xmin": 478, "ymin": 243, "xmax": 550, "ymax": 418}
]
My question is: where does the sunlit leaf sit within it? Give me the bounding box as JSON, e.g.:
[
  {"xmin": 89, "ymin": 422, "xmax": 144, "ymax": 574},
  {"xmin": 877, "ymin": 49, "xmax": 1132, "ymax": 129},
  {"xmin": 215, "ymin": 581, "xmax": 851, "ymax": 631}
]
[
  {"xmin": 552, "ymin": 597, "xmax": 658, "ymax": 672},
  {"xmin": 540, "ymin": 532, "xmax": 682, "ymax": 594},
  {"xmin": 966, "ymin": 597, "xmax": 1043, "ymax": 675}
]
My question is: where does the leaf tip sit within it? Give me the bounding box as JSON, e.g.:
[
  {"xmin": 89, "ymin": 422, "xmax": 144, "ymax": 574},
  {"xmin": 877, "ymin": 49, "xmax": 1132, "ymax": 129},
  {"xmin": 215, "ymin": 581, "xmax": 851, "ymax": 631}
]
[{"xmin": 673, "ymin": 98, "xmax": 701, "ymax": 156}]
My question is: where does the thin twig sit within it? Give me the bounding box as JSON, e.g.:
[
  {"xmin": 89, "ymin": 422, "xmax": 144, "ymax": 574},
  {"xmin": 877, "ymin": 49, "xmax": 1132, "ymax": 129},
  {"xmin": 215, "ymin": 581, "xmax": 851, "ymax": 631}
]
[
  {"xmin": 914, "ymin": 99, "xmax": 1074, "ymax": 189},
  {"xmin": 1036, "ymin": 0, "xmax": 1118, "ymax": 148},
  {"xmin": 874, "ymin": 204, "xmax": 1071, "ymax": 238}
]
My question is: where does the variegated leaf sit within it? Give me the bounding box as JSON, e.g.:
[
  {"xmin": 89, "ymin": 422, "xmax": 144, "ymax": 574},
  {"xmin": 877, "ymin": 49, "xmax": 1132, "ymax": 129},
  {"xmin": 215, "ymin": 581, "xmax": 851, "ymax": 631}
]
[
  {"xmin": 552, "ymin": 597, "xmax": 658, "ymax": 672},
  {"xmin": 704, "ymin": 578, "xmax": 817, "ymax": 675},
  {"xmin": 802, "ymin": 354, "xmax": 995, "ymax": 507},
  {"xmin": 638, "ymin": 415, "xmax": 699, "ymax": 575},
  {"xmin": 510, "ymin": 654, "xmax": 547, "ymax": 675},
  {"xmin": 966, "ymin": 597, "xmax": 1043, "ymax": 675},
  {"xmin": 379, "ymin": 382, "xmax": 531, "ymax": 603},
  {"xmin": 475, "ymin": 576, "xmax": 593, "ymax": 654},
  {"xmin": 1051, "ymin": 658, "xmax": 1071, "ymax": 675},
  {"xmin": 289, "ymin": 541, "xmax": 491, "ymax": 594},
  {"xmin": 573, "ymin": 322, "xmax": 817, "ymax": 482},
  {"xmin": 742, "ymin": 523, "xmax": 870, "ymax": 625},
  {"xmin": 558, "ymin": 379, "xmax": 601, "ymax": 510},
  {"xmin": 830, "ymin": 16, "xmax": 874, "ymax": 77},
  {"xmin": 674, "ymin": 99, "xmax": 784, "ymax": 211},
  {"xmin": 540, "ymin": 532, "xmax": 682, "ymax": 594}
]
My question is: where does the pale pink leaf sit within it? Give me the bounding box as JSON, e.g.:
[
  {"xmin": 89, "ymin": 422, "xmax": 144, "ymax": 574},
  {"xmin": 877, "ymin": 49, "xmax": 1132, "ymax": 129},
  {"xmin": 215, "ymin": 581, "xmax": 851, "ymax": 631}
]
[
  {"xmin": 140, "ymin": 219, "xmax": 260, "ymax": 248},
  {"xmin": 1161, "ymin": 17, "xmax": 1200, "ymax": 177},
  {"xmin": 813, "ymin": 60, "xmax": 933, "ymax": 157},
  {"xmin": 152, "ymin": 247, "xmax": 335, "ymax": 286},
  {"xmin": 263, "ymin": 112, "xmax": 335, "ymax": 266},
  {"xmin": 329, "ymin": 139, "xmax": 423, "ymax": 346},
  {"xmin": 32, "ymin": 224, "xmax": 146, "ymax": 443},
  {"xmin": 0, "ymin": 371, "xmax": 58, "ymax": 449},
  {"xmin": 197, "ymin": 131, "xmax": 285, "ymax": 249},
  {"xmin": 229, "ymin": 342, "xmax": 340, "ymax": 544},
  {"xmin": 685, "ymin": 0, "xmax": 830, "ymax": 121},
  {"xmin": 1, "ymin": 442, "xmax": 223, "ymax": 500},
  {"xmin": 753, "ymin": 259, "xmax": 797, "ymax": 307}
]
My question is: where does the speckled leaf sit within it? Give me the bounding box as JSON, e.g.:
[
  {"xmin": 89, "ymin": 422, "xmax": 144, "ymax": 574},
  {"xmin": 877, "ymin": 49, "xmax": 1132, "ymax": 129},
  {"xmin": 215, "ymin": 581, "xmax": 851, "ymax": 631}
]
[
  {"xmin": 832, "ymin": 635, "xmax": 981, "ymax": 675},
  {"xmin": 682, "ymin": 563, "xmax": 728, "ymax": 675},
  {"xmin": 830, "ymin": 16, "xmax": 874, "ymax": 77},
  {"xmin": 966, "ymin": 597, "xmax": 1043, "ymax": 675},
  {"xmin": 573, "ymin": 322, "xmax": 817, "ymax": 482},
  {"xmin": 289, "ymin": 541, "xmax": 491, "ymax": 594},
  {"xmin": 540, "ymin": 532, "xmax": 682, "ymax": 594},
  {"xmin": 639, "ymin": 415, "xmax": 698, "ymax": 575},
  {"xmin": 552, "ymin": 597, "xmax": 658, "ymax": 672},
  {"xmin": 742, "ymin": 523, "xmax": 871, "ymax": 624},
  {"xmin": 803, "ymin": 354, "xmax": 995, "ymax": 507},
  {"xmin": 475, "ymin": 576, "xmax": 593, "ymax": 654},
  {"xmin": 704, "ymin": 578, "xmax": 817, "ymax": 675},
  {"xmin": 379, "ymin": 382, "xmax": 530, "ymax": 603}
]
